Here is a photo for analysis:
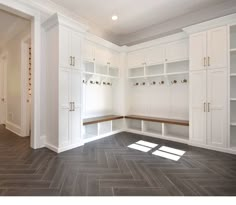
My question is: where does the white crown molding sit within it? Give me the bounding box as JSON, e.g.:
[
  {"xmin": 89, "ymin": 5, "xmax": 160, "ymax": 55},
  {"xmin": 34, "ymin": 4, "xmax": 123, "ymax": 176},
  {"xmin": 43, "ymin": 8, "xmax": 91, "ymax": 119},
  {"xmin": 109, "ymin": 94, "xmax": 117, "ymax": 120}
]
[
  {"xmin": 126, "ymin": 32, "xmax": 188, "ymax": 52},
  {"xmin": 42, "ymin": 13, "xmax": 88, "ymax": 34},
  {"xmin": 183, "ymin": 13, "xmax": 236, "ymax": 34}
]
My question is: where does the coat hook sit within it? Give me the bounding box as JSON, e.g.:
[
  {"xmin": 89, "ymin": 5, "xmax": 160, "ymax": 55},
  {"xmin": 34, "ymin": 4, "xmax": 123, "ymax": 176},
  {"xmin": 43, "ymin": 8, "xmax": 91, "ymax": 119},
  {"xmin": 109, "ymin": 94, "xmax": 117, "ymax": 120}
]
[
  {"xmin": 134, "ymin": 82, "xmax": 139, "ymax": 86},
  {"xmin": 171, "ymin": 80, "xmax": 177, "ymax": 84},
  {"xmin": 181, "ymin": 79, "xmax": 188, "ymax": 83},
  {"xmin": 159, "ymin": 81, "xmax": 165, "ymax": 85},
  {"xmin": 142, "ymin": 82, "xmax": 146, "ymax": 86},
  {"xmin": 95, "ymin": 81, "xmax": 101, "ymax": 85},
  {"xmin": 90, "ymin": 80, "xmax": 95, "ymax": 84},
  {"xmin": 82, "ymin": 80, "xmax": 87, "ymax": 84},
  {"xmin": 151, "ymin": 81, "xmax": 156, "ymax": 85},
  {"xmin": 103, "ymin": 82, "xmax": 107, "ymax": 85}
]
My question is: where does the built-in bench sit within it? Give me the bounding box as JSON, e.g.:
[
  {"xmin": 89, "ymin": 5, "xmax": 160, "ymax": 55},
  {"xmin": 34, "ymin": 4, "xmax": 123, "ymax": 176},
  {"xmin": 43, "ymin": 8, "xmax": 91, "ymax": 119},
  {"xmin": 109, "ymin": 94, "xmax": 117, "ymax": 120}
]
[
  {"xmin": 83, "ymin": 115, "xmax": 124, "ymax": 143},
  {"xmin": 125, "ymin": 115, "xmax": 189, "ymax": 126},
  {"xmin": 83, "ymin": 115, "xmax": 124, "ymax": 126},
  {"xmin": 125, "ymin": 115, "xmax": 189, "ymax": 143},
  {"xmin": 83, "ymin": 115, "xmax": 189, "ymax": 144}
]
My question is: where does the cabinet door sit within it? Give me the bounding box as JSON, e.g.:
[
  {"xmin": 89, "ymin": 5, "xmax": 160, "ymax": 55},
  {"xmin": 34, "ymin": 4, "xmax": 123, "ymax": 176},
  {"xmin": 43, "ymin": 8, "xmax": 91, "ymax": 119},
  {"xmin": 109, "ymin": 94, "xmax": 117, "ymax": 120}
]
[
  {"xmin": 146, "ymin": 45, "xmax": 165, "ymax": 65},
  {"xmin": 70, "ymin": 69, "xmax": 82, "ymax": 144},
  {"xmin": 59, "ymin": 68, "xmax": 71, "ymax": 147},
  {"xmin": 166, "ymin": 39, "xmax": 189, "ymax": 62},
  {"xmin": 207, "ymin": 26, "xmax": 228, "ymax": 69},
  {"xmin": 127, "ymin": 49, "xmax": 146, "ymax": 68},
  {"xmin": 59, "ymin": 27, "xmax": 71, "ymax": 68},
  {"xmin": 82, "ymin": 40, "xmax": 95, "ymax": 61},
  {"xmin": 71, "ymin": 31, "xmax": 82, "ymax": 69},
  {"xmin": 207, "ymin": 68, "xmax": 227, "ymax": 148},
  {"xmin": 95, "ymin": 45, "xmax": 108, "ymax": 65},
  {"xmin": 190, "ymin": 32, "xmax": 207, "ymax": 71},
  {"xmin": 190, "ymin": 70, "xmax": 207, "ymax": 145}
]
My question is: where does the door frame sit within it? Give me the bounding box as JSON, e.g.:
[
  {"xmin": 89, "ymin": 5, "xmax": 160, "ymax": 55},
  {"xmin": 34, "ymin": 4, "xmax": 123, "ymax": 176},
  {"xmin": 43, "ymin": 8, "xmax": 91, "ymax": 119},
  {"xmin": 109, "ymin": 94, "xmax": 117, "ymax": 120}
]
[
  {"xmin": 0, "ymin": 52, "xmax": 8, "ymax": 125},
  {"xmin": 21, "ymin": 35, "xmax": 31, "ymax": 137},
  {"xmin": 0, "ymin": 1, "xmax": 42, "ymax": 149}
]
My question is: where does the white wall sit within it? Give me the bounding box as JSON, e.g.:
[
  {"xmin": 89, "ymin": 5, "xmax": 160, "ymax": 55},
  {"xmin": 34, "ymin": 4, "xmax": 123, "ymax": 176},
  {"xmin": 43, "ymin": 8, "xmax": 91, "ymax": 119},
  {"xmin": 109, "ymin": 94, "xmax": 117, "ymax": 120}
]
[{"xmin": 0, "ymin": 27, "xmax": 30, "ymax": 133}]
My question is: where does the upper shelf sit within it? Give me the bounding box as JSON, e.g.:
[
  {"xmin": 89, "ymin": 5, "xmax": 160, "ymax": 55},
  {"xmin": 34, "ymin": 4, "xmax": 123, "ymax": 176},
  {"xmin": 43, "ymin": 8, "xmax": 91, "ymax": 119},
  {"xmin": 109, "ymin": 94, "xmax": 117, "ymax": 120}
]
[{"xmin": 128, "ymin": 59, "xmax": 189, "ymax": 79}]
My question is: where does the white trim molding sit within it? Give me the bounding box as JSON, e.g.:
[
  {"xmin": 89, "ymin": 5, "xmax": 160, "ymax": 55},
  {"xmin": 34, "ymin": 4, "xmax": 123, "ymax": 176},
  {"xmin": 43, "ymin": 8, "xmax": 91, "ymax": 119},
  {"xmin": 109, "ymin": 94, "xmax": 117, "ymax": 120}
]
[{"xmin": 6, "ymin": 121, "xmax": 22, "ymax": 137}]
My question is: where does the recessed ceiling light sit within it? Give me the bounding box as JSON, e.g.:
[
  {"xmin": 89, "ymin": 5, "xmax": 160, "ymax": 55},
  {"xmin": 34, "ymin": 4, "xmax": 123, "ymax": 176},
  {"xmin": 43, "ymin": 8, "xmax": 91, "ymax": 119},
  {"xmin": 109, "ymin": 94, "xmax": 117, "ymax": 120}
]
[{"xmin": 112, "ymin": 15, "xmax": 118, "ymax": 21}]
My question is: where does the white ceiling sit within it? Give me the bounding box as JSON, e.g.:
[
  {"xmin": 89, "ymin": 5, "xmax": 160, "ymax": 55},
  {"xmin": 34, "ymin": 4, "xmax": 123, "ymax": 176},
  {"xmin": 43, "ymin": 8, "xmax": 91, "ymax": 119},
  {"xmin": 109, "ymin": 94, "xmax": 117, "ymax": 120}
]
[
  {"xmin": 50, "ymin": 0, "xmax": 236, "ymax": 45},
  {"xmin": 51, "ymin": 0, "xmax": 228, "ymax": 35},
  {"xmin": 0, "ymin": 9, "xmax": 30, "ymax": 48}
]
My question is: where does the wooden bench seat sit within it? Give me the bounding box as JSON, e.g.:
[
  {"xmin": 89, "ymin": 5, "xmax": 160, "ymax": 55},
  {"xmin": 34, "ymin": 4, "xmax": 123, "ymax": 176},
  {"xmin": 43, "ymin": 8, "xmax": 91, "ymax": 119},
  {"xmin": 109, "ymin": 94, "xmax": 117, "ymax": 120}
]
[
  {"xmin": 125, "ymin": 115, "xmax": 189, "ymax": 126},
  {"xmin": 83, "ymin": 115, "xmax": 124, "ymax": 126}
]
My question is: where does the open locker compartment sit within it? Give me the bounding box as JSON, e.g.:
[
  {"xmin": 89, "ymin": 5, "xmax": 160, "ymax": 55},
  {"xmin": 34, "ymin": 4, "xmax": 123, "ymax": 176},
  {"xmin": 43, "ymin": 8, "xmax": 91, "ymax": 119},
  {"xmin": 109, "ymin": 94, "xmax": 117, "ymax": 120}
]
[
  {"xmin": 112, "ymin": 119, "xmax": 124, "ymax": 132},
  {"xmin": 164, "ymin": 124, "xmax": 189, "ymax": 140},
  {"xmin": 146, "ymin": 64, "xmax": 164, "ymax": 76},
  {"xmin": 83, "ymin": 123, "xmax": 98, "ymax": 139},
  {"xmin": 143, "ymin": 121, "xmax": 162, "ymax": 135},
  {"xmin": 126, "ymin": 119, "xmax": 142, "ymax": 131},
  {"xmin": 84, "ymin": 60, "xmax": 95, "ymax": 73},
  {"xmin": 128, "ymin": 67, "xmax": 144, "ymax": 78},
  {"xmin": 231, "ymin": 101, "xmax": 236, "ymax": 124},
  {"xmin": 98, "ymin": 121, "xmax": 112, "ymax": 136},
  {"xmin": 166, "ymin": 60, "xmax": 189, "ymax": 74}
]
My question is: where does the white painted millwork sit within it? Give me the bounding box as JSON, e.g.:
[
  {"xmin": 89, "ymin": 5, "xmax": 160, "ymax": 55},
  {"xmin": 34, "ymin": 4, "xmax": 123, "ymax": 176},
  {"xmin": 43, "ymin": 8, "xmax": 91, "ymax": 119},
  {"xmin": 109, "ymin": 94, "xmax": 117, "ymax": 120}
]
[
  {"xmin": 189, "ymin": 70, "xmax": 207, "ymax": 145},
  {"xmin": 43, "ymin": 14, "xmax": 85, "ymax": 153},
  {"xmin": 189, "ymin": 26, "xmax": 228, "ymax": 148},
  {"xmin": 190, "ymin": 26, "xmax": 228, "ymax": 71}
]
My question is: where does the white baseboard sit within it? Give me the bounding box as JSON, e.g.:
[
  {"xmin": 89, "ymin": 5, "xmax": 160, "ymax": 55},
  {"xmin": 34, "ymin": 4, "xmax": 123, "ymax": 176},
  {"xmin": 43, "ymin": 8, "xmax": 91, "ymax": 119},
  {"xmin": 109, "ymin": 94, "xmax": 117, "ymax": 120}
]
[
  {"xmin": 45, "ymin": 142, "xmax": 84, "ymax": 153},
  {"xmin": 6, "ymin": 121, "xmax": 22, "ymax": 137}
]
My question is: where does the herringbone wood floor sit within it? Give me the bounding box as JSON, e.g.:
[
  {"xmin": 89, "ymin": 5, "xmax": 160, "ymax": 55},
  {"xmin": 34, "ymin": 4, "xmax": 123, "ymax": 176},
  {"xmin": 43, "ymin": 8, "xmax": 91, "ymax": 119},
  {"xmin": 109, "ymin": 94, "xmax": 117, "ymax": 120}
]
[{"xmin": 1, "ymin": 125, "xmax": 236, "ymax": 196}]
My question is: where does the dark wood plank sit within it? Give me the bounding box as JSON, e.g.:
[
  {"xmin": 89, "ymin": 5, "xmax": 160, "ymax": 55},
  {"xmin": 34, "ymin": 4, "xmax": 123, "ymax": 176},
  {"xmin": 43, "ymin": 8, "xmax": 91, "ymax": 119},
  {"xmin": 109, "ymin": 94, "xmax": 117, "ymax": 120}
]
[
  {"xmin": 125, "ymin": 115, "xmax": 189, "ymax": 126},
  {"xmin": 83, "ymin": 115, "xmax": 124, "ymax": 125}
]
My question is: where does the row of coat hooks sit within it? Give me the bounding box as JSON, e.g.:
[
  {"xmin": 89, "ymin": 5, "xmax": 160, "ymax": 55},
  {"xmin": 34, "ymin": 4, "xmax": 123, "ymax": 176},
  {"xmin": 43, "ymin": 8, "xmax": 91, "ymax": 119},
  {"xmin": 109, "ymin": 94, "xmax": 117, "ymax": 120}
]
[
  {"xmin": 83, "ymin": 79, "xmax": 113, "ymax": 86},
  {"xmin": 133, "ymin": 79, "xmax": 188, "ymax": 86}
]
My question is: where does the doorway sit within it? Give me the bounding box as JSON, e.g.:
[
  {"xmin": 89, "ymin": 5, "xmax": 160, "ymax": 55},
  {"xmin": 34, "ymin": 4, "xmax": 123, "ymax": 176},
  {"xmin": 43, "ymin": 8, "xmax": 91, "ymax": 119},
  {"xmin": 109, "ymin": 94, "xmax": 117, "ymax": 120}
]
[{"xmin": 0, "ymin": 53, "xmax": 7, "ymax": 125}]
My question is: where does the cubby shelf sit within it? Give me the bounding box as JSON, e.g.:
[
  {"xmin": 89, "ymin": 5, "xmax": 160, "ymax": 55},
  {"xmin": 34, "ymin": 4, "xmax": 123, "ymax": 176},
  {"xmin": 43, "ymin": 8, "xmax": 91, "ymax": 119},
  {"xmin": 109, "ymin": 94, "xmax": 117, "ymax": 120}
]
[
  {"xmin": 83, "ymin": 71, "xmax": 119, "ymax": 79},
  {"xmin": 127, "ymin": 71, "xmax": 189, "ymax": 79}
]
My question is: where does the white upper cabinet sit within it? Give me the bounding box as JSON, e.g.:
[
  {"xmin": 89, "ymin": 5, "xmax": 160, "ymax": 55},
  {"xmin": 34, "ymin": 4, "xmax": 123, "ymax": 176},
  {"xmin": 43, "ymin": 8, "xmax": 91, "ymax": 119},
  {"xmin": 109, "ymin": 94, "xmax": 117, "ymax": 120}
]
[
  {"xmin": 108, "ymin": 50, "xmax": 120, "ymax": 68},
  {"xmin": 146, "ymin": 45, "xmax": 165, "ymax": 65},
  {"xmin": 95, "ymin": 46, "xmax": 109, "ymax": 65},
  {"xmin": 190, "ymin": 26, "xmax": 228, "ymax": 71},
  {"xmin": 128, "ymin": 49, "xmax": 146, "ymax": 68},
  {"xmin": 82, "ymin": 40, "xmax": 95, "ymax": 61},
  {"xmin": 59, "ymin": 27, "xmax": 71, "ymax": 68},
  {"xmin": 59, "ymin": 26, "xmax": 82, "ymax": 69},
  {"xmin": 190, "ymin": 32, "xmax": 207, "ymax": 71},
  {"xmin": 207, "ymin": 26, "xmax": 228, "ymax": 69},
  {"xmin": 166, "ymin": 39, "xmax": 189, "ymax": 62},
  {"xmin": 71, "ymin": 31, "xmax": 82, "ymax": 68}
]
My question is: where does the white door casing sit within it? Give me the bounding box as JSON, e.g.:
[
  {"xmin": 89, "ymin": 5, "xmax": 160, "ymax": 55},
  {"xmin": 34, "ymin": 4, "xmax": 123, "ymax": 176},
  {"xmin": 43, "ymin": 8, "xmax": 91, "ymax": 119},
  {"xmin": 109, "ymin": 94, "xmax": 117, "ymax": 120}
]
[{"xmin": 0, "ymin": 54, "xmax": 7, "ymax": 125}]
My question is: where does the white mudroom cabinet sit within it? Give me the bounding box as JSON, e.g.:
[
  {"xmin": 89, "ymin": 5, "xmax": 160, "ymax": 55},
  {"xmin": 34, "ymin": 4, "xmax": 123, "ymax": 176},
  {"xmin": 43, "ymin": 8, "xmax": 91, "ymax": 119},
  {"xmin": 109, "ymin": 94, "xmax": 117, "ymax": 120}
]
[
  {"xmin": 189, "ymin": 26, "xmax": 228, "ymax": 148},
  {"xmin": 43, "ymin": 14, "xmax": 85, "ymax": 153}
]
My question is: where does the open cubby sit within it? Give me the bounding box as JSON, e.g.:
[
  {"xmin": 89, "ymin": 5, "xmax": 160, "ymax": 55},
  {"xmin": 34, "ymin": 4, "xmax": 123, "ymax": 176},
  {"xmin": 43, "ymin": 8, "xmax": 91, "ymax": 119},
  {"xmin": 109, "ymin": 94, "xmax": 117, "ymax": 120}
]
[
  {"xmin": 112, "ymin": 119, "xmax": 124, "ymax": 132},
  {"xmin": 109, "ymin": 67, "xmax": 119, "ymax": 77},
  {"xmin": 231, "ymin": 101, "xmax": 236, "ymax": 124},
  {"xmin": 126, "ymin": 119, "xmax": 142, "ymax": 131},
  {"xmin": 166, "ymin": 60, "xmax": 189, "ymax": 74},
  {"xmin": 231, "ymin": 51, "xmax": 236, "ymax": 74},
  {"xmin": 143, "ymin": 121, "xmax": 162, "ymax": 135},
  {"xmin": 164, "ymin": 124, "xmax": 189, "ymax": 140},
  {"xmin": 231, "ymin": 77, "xmax": 236, "ymax": 98},
  {"xmin": 146, "ymin": 64, "xmax": 164, "ymax": 76},
  {"xmin": 230, "ymin": 25, "xmax": 236, "ymax": 50},
  {"xmin": 84, "ymin": 61, "xmax": 95, "ymax": 73},
  {"xmin": 83, "ymin": 124, "xmax": 98, "ymax": 139},
  {"xmin": 99, "ymin": 121, "xmax": 112, "ymax": 136},
  {"xmin": 230, "ymin": 126, "xmax": 236, "ymax": 148},
  {"xmin": 96, "ymin": 64, "xmax": 108, "ymax": 75},
  {"xmin": 128, "ymin": 67, "xmax": 144, "ymax": 78}
]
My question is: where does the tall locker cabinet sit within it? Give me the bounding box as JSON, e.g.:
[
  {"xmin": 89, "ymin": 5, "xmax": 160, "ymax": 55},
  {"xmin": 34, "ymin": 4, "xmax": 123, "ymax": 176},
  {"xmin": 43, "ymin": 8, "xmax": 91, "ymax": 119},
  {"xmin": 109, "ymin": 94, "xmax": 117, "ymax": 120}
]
[
  {"xmin": 43, "ymin": 14, "xmax": 86, "ymax": 153},
  {"xmin": 189, "ymin": 26, "xmax": 228, "ymax": 148}
]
